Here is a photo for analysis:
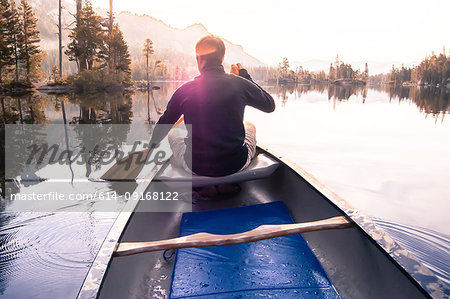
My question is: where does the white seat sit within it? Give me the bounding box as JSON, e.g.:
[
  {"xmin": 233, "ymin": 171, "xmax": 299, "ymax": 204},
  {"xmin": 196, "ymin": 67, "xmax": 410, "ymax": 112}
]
[{"xmin": 154, "ymin": 154, "xmax": 279, "ymax": 188}]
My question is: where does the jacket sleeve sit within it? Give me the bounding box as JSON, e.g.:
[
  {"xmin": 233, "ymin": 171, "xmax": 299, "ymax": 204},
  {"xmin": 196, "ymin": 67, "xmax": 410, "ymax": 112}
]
[
  {"xmin": 239, "ymin": 69, "xmax": 276, "ymax": 113},
  {"xmin": 149, "ymin": 88, "xmax": 183, "ymax": 146}
]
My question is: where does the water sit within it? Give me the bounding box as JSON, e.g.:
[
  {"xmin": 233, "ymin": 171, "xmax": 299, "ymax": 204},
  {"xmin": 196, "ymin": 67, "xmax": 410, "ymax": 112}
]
[
  {"xmin": 247, "ymin": 85, "xmax": 450, "ymax": 235},
  {"xmin": 0, "ymin": 211, "xmax": 118, "ymax": 298},
  {"xmin": 245, "ymin": 84, "xmax": 450, "ymax": 287},
  {"xmin": 0, "ymin": 83, "xmax": 449, "ymax": 297}
]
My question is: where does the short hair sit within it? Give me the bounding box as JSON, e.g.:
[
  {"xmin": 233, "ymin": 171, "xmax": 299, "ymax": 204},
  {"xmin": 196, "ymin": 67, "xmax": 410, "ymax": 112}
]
[{"xmin": 195, "ymin": 35, "xmax": 225, "ymax": 65}]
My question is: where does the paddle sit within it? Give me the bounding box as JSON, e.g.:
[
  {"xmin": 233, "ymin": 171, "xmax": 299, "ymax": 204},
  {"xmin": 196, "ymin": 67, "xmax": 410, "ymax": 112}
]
[
  {"xmin": 114, "ymin": 216, "xmax": 353, "ymax": 257},
  {"xmin": 101, "ymin": 115, "xmax": 185, "ymax": 181}
]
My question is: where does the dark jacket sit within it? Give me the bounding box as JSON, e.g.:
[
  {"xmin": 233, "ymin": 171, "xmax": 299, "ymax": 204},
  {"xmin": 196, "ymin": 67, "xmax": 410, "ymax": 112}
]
[{"xmin": 151, "ymin": 65, "xmax": 275, "ymax": 176}]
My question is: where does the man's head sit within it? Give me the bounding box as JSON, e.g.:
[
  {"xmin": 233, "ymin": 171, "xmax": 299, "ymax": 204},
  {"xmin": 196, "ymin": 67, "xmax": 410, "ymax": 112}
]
[{"xmin": 195, "ymin": 35, "xmax": 225, "ymax": 72}]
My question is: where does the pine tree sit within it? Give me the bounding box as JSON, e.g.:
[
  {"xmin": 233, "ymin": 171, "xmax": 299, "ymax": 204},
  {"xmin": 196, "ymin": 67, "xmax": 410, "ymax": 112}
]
[
  {"xmin": 18, "ymin": 0, "xmax": 41, "ymax": 82},
  {"xmin": 282, "ymin": 57, "xmax": 289, "ymax": 72},
  {"xmin": 111, "ymin": 26, "xmax": 130, "ymax": 78},
  {"xmin": 51, "ymin": 64, "xmax": 59, "ymax": 82},
  {"xmin": 74, "ymin": 0, "xmax": 84, "ymax": 71},
  {"xmin": 142, "ymin": 38, "xmax": 154, "ymax": 85},
  {"xmin": 9, "ymin": 0, "xmax": 20, "ymax": 81},
  {"xmin": 279, "ymin": 57, "xmax": 289, "ymax": 81},
  {"xmin": 0, "ymin": 0, "xmax": 14, "ymax": 83},
  {"xmin": 363, "ymin": 63, "xmax": 369, "ymax": 82},
  {"xmin": 66, "ymin": 0, "xmax": 103, "ymax": 72},
  {"xmin": 329, "ymin": 63, "xmax": 335, "ymax": 81},
  {"xmin": 99, "ymin": 24, "xmax": 131, "ymax": 81}
]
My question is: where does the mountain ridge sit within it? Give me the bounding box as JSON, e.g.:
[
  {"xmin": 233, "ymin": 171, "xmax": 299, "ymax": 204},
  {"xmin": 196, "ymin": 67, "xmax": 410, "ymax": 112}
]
[
  {"xmin": 33, "ymin": 0, "xmax": 265, "ymax": 68},
  {"xmin": 31, "ymin": 0, "xmax": 410, "ymax": 75}
]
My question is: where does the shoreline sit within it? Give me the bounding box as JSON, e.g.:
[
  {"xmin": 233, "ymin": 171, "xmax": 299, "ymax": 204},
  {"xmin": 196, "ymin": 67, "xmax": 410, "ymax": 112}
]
[{"xmin": 1, "ymin": 81, "xmax": 448, "ymax": 96}]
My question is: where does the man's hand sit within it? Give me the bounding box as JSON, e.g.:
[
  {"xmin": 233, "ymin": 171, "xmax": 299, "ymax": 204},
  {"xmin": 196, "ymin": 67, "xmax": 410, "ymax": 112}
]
[{"xmin": 231, "ymin": 63, "xmax": 244, "ymax": 75}]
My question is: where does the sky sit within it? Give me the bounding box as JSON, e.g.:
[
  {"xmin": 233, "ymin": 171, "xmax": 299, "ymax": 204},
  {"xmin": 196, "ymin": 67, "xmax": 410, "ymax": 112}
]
[{"xmin": 92, "ymin": 0, "xmax": 449, "ymax": 65}]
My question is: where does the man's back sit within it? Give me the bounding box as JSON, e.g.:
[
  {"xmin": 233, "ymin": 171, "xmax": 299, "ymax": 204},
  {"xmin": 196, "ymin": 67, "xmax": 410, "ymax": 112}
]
[{"xmin": 156, "ymin": 65, "xmax": 275, "ymax": 176}]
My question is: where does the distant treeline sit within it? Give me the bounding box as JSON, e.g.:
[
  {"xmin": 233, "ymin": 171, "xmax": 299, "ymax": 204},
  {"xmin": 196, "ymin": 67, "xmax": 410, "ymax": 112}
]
[
  {"xmin": 2, "ymin": 0, "xmax": 449, "ymax": 90},
  {"xmin": 247, "ymin": 56, "xmax": 368, "ymax": 84},
  {"xmin": 269, "ymin": 52, "xmax": 449, "ymax": 88},
  {"xmin": 370, "ymin": 50, "xmax": 449, "ymax": 87}
]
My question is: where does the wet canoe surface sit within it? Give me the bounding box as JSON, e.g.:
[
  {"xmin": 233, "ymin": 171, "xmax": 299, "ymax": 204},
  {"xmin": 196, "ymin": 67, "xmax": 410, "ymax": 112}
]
[{"xmin": 169, "ymin": 201, "xmax": 339, "ymax": 298}]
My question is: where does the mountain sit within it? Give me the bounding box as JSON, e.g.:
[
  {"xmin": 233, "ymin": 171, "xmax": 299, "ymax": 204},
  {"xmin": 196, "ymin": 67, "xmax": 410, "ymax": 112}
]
[
  {"xmin": 32, "ymin": 0, "xmax": 265, "ymax": 72},
  {"xmin": 29, "ymin": 0, "xmax": 418, "ymax": 76},
  {"xmin": 112, "ymin": 13, "xmax": 264, "ymax": 67}
]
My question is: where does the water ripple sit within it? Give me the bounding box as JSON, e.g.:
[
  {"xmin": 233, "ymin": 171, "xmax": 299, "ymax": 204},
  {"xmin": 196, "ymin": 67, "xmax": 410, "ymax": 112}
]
[
  {"xmin": 0, "ymin": 211, "xmax": 118, "ymax": 298},
  {"xmin": 373, "ymin": 218, "xmax": 450, "ymax": 288}
]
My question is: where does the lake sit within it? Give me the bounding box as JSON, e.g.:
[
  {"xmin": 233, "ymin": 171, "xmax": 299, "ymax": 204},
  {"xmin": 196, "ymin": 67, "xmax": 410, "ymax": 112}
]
[{"xmin": 0, "ymin": 83, "xmax": 449, "ymax": 297}]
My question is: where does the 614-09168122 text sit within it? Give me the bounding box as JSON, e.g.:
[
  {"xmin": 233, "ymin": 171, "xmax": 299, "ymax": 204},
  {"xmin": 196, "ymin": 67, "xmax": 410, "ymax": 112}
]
[{"xmin": 9, "ymin": 191, "xmax": 179, "ymax": 201}]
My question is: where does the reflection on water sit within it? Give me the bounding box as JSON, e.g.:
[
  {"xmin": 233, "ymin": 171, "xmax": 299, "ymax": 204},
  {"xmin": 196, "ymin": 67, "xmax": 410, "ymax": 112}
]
[
  {"xmin": 0, "ymin": 86, "xmax": 174, "ymax": 298},
  {"xmin": 384, "ymin": 85, "xmax": 449, "ymax": 117},
  {"xmin": 1, "ymin": 84, "xmax": 446, "ymax": 125},
  {"xmin": 268, "ymin": 83, "xmax": 449, "ymax": 117},
  {"xmin": 248, "ymin": 83, "xmax": 450, "ymax": 289},
  {"xmin": 0, "ymin": 82, "xmax": 449, "ymax": 296}
]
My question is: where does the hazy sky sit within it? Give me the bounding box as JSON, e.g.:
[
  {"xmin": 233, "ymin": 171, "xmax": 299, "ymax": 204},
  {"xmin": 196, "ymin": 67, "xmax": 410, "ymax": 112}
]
[{"xmin": 93, "ymin": 0, "xmax": 449, "ymax": 65}]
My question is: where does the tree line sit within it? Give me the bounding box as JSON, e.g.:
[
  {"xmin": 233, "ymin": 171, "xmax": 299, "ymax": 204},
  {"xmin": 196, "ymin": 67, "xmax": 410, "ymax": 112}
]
[
  {"xmin": 270, "ymin": 51, "xmax": 448, "ymax": 88},
  {"xmin": 329, "ymin": 56, "xmax": 368, "ymax": 82},
  {"xmin": 2, "ymin": 0, "xmax": 448, "ymax": 90},
  {"xmin": 370, "ymin": 50, "xmax": 449, "ymax": 87},
  {"xmin": 264, "ymin": 56, "xmax": 369, "ymax": 84},
  {"xmin": 0, "ymin": 0, "xmax": 43, "ymax": 87}
]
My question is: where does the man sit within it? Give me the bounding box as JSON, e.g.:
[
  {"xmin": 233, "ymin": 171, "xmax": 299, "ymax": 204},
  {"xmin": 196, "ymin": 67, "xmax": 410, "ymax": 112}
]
[{"xmin": 150, "ymin": 35, "xmax": 275, "ymax": 177}]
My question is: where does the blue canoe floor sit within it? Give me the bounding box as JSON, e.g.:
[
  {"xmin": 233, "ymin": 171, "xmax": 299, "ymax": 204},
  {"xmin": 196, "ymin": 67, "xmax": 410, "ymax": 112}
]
[{"xmin": 169, "ymin": 201, "xmax": 340, "ymax": 298}]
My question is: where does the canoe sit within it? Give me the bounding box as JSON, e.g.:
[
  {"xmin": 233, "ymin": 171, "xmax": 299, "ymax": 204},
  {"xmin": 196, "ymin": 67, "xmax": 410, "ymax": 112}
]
[{"xmin": 77, "ymin": 146, "xmax": 445, "ymax": 298}]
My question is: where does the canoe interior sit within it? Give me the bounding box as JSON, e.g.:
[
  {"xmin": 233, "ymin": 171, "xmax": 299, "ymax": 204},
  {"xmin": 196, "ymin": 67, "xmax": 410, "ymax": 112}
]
[
  {"xmin": 98, "ymin": 150, "xmax": 429, "ymax": 299},
  {"xmin": 170, "ymin": 201, "xmax": 340, "ymax": 298}
]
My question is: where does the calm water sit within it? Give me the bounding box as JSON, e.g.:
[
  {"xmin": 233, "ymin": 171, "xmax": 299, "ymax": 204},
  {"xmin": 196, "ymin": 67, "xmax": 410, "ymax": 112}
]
[{"xmin": 0, "ymin": 83, "xmax": 449, "ymax": 297}]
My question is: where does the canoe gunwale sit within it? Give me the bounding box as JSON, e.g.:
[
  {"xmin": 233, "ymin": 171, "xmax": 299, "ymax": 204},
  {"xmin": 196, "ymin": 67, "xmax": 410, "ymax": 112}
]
[
  {"xmin": 76, "ymin": 163, "xmax": 163, "ymax": 299},
  {"xmin": 257, "ymin": 143, "xmax": 444, "ymax": 298},
  {"xmin": 78, "ymin": 144, "xmax": 445, "ymax": 298}
]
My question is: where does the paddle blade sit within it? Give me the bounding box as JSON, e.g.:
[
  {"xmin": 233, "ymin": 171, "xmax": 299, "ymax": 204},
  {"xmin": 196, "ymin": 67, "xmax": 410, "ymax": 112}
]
[{"xmin": 101, "ymin": 149, "xmax": 149, "ymax": 181}]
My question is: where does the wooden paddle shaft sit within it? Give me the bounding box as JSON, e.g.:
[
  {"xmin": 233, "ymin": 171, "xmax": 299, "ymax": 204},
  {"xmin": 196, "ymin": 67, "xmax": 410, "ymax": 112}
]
[{"xmin": 114, "ymin": 216, "xmax": 352, "ymax": 257}]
